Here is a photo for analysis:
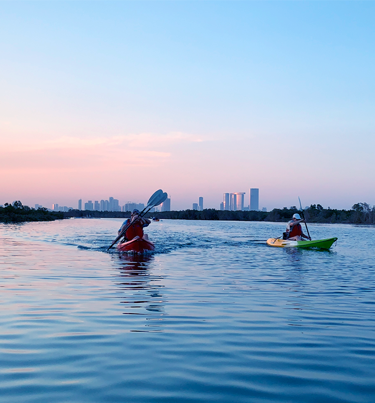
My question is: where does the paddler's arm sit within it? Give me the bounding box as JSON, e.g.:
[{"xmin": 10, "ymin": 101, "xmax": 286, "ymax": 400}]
[
  {"xmin": 132, "ymin": 216, "xmax": 151, "ymax": 227},
  {"xmin": 118, "ymin": 219, "xmax": 130, "ymax": 242},
  {"xmin": 289, "ymin": 219, "xmax": 305, "ymax": 227},
  {"xmin": 142, "ymin": 218, "xmax": 151, "ymax": 227},
  {"xmin": 118, "ymin": 219, "xmax": 129, "ymax": 235}
]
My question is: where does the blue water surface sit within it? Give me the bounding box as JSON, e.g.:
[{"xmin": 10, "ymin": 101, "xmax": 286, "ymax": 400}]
[{"xmin": 0, "ymin": 219, "xmax": 374, "ymax": 402}]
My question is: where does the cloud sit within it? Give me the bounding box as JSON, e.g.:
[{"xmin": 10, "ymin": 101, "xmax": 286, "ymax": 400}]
[
  {"xmin": 0, "ymin": 132, "xmax": 203, "ymax": 173},
  {"xmin": 124, "ymin": 132, "xmax": 205, "ymax": 148}
]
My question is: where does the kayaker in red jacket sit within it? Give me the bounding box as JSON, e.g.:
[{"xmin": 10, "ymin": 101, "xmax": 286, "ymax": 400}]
[
  {"xmin": 285, "ymin": 213, "xmax": 311, "ymax": 241},
  {"xmin": 118, "ymin": 209, "xmax": 151, "ymax": 241}
]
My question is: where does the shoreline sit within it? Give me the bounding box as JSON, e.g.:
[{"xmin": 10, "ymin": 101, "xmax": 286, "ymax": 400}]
[
  {"xmin": 62, "ymin": 205, "xmax": 374, "ymax": 225},
  {"xmin": 2, "ymin": 204, "xmax": 374, "ymax": 225}
]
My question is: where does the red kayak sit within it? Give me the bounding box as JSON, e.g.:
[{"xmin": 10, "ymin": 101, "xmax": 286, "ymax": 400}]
[{"xmin": 117, "ymin": 236, "xmax": 155, "ymax": 254}]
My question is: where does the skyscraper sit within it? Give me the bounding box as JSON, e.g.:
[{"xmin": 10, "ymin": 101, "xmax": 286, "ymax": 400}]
[
  {"xmin": 250, "ymin": 188, "xmax": 259, "ymax": 211},
  {"xmin": 124, "ymin": 202, "xmax": 137, "ymax": 212},
  {"xmin": 161, "ymin": 198, "xmax": 171, "ymax": 212},
  {"xmin": 113, "ymin": 199, "xmax": 120, "ymax": 212},
  {"xmin": 223, "ymin": 193, "xmax": 230, "ymax": 210},
  {"xmin": 223, "ymin": 192, "xmax": 246, "ymax": 211},
  {"xmin": 109, "ymin": 197, "xmax": 114, "ymax": 211},
  {"xmin": 192, "ymin": 203, "xmax": 198, "ymax": 210},
  {"xmin": 198, "ymin": 197, "xmax": 203, "ymax": 211},
  {"xmin": 234, "ymin": 192, "xmax": 245, "ymax": 211},
  {"xmin": 84, "ymin": 201, "xmax": 93, "ymax": 211},
  {"xmin": 78, "ymin": 199, "xmax": 82, "ymax": 210},
  {"xmin": 230, "ymin": 193, "xmax": 237, "ymax": 210},
  {"xmin": 94, "ymin": 201, "xmax": 100, "ymax": 211}
]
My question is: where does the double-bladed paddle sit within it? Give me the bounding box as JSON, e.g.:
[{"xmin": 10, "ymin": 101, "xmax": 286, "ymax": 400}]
[
  {"xmin": 298, "ymin": 197, "xmax": 312, "ymax": 240},
  {"xmin": 107, "ymin": 189, "xmax": 168, "ymax": 251}
]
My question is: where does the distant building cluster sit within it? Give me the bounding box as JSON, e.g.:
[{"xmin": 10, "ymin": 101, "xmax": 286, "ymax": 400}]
[
  {"xmin": 220, "ymin": 192, "xmax": 246, "ymax": 211},
  {"xmin": 74, "ymin": 196, "xmax": 172, "ymax": 212},
  {"xmin": 52, "ymin": 203, "xmax": 73, "ymax": 212},
  {"xmin": 220, "ymin": 188, "xmax": 264, "ymax": 211},
  {"xmin": 76, "ymin": 197, "xmax": 145, "ymax": 212},
  {"xmin": 47, "ymin": 191, "xmax": 265, "ymax": 213},
  {"xmin": 192, "ymin": 197, "xmax": 203, "ymax": 211},
  {"xmin": 79, "ymin": 197, "xmax": 122, "ymax": 212}
]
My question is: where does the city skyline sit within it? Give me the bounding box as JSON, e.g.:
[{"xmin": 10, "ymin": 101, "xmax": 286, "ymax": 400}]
[
  {"xmin": 1, "ymin": 2, "xmax": 374, "ymax": 210},
  {"xmin": 24, "ymin": 182, "xmax": 362, "ymax": 213},
  {"xmin": 2, "ymin": 189, "xmax": 371, "ymax": 214},
  {"xmin": 40, "ymin": 191, "xmax": 260, "ymax": 212},
  {"xmin": 48, "ymin": 195, "xmax": 172, "ymax": 212}
]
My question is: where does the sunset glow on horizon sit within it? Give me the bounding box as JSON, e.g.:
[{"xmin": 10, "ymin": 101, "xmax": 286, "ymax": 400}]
[{"xmin": 1, "ymin": 1, "xmax": 374, "ymax": 211}]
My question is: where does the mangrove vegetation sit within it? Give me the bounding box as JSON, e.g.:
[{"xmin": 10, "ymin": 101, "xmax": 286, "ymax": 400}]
[
  {"xmin": 0, "ymin": 201, "xmax": 64, "ymax": 223},
  {"xmin": 2, "ymin": 201, "xmax": 375, "ymax": 224},
  {"xmin": 150, "ymin": 203, "xmax": 375, "ymax": 224}
]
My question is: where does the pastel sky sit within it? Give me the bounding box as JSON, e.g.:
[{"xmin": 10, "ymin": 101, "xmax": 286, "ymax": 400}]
[{"xmin": 1, "ymin": 1, "xmax": 374, "ymax": 210}]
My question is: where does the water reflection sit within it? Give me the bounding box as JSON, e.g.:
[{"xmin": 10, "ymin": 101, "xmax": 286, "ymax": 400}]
[
  {"xmin": 283, "ymin": 247, "xmax": 338, "ymax": 331},
  {"xmin": 284, "ymin": 248, "xmax": 305, "ymax": 271},
  {"xmin": 284, "ymin": 247, "xmax": 335, "ymax": 264},
  {"xmin": 118, "ymin": 253, "xmax": 154, "ymax": 273},
  {"xmin": 115, "ymin": 254, "xmax": 166, "ymax": 330}
]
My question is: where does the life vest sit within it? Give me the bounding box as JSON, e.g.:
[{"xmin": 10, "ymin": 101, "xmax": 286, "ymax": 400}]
[
  {"xmin": 125, "ymin": 220, "xmax": 144, "ymax": 240},
  {"xmin": 289, "ymin": 223, "xmax": 302, "ymax": 238}
]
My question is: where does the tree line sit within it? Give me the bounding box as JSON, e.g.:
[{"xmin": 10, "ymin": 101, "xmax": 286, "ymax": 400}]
[
  {"xmin": 150, "ymin": 202, "xmax": 375, "ymax": 224},
  {"xmin": 0, "ymin": 201, "xmax": 63, "ymax": 223},
  {"xmin": 1, "ymin": 201, "xmax": 375, "ymax": 224}
]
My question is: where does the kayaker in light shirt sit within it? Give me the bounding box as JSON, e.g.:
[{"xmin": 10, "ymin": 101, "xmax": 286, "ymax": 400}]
[
  {"xmin": 118, "ymin": 209, "xmax": 151, "ymax": 242},
  {"xmin": 284, "ymin": 213, "xmax": 311, "ymax": 241}
]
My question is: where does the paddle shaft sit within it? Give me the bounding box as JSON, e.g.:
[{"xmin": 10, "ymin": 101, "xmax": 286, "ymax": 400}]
[
  {"xmin": 298, "ymin": 197, "xmax": 311, "ymax": 240},
  {"xmin": 272, "ymin": 236, "xmax": 281, "ymax": 244}
]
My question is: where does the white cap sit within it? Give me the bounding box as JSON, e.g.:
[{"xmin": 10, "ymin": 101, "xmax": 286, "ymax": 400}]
[{"xmin": 293, "ymin": 213, "xmax": 301, "ymax": 220}]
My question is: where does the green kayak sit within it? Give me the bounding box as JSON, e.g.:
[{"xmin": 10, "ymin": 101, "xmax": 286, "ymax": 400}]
[{"xmin": 267, "ymin": 237, "xmax": 338, "ymax": 250}]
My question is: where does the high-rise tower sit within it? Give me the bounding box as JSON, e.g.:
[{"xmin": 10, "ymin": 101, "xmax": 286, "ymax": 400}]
[
  {"xmin": 250, "ymin": 188, "xmax": 259, "ymax": 211},
  {"xmin": 223, "ymin": 193, "xmax": 230, "ymax": 210},
  {"xmin": 161, "ymin": 198, "xmax": 171, "ymax": 212},
  {"xmin": 234, "ymin": 192, "xmax": 245, "ymax": 211},
  {"xmin": 198, "ymin": 197, "xmax": 203, "ymax": 211}
]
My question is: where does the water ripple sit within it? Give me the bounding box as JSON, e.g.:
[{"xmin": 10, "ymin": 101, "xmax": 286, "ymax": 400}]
[{"xmin": 0, "ymin": 220, "xmax": 374, "ymax": 402}]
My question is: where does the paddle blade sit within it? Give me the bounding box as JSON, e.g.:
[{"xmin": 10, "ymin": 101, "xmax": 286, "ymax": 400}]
[
  {"xmin": 148, "ymin": 192, "xmax": 168, "ymax": 209},
  {"xmin": 141, "ymin": 192, "xmax": 168, "ymax": 217},
  {"xmin": 147, "ymin": 189, "xmax": 164, "ymax": 207},
  {"xmin": 156, "ymin": 192, "xmax": 168, "ymax": 207}
]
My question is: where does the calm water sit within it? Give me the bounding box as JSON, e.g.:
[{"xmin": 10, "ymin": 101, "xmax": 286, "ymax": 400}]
[{"xmin": 0, "ymin": 219, "xmax": 374, "ymax": 402}]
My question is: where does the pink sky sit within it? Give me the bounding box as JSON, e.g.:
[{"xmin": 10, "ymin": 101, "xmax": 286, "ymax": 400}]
[
  {"xmin": 1, "ymin": 2, "xmax": 374, "ymax": 211},
  {"xmin": 1, "ymin": 130, "xmax": 372, "ymax": 211}
]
